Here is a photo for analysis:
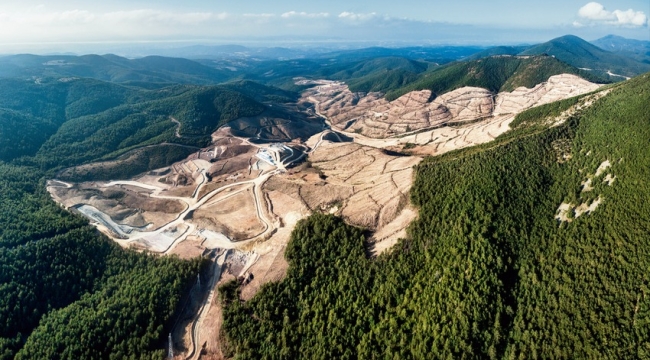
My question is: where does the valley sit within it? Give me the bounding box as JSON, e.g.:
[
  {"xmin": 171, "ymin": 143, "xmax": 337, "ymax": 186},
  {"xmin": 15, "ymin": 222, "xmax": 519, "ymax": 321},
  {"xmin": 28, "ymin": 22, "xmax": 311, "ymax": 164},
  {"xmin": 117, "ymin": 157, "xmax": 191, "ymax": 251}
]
[
  {"xmin": 0, "ymin": 2, "xmax": 648, "ymax": 354},
  {"xmin": 46, "ymin": 73, "xmax": 604, "ymax": 358}
]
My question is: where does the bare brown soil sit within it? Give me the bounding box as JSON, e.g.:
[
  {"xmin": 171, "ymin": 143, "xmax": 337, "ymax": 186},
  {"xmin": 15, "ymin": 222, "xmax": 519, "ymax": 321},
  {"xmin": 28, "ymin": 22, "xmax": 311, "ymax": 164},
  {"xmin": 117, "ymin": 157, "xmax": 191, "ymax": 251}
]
[
  {"xmin": 302, "ymin": 75, "xmax": 601, "ymax": 157},
  {"xmin": 226, "ymin": 103, "xmax": 324, "ymax": 142},
  {"xmin": 269, "ymin": 141, "xmax": 420, "ymax": 230},
  {"xmin": 168, "ymin": 235, "xmax": 207, "ymax": 259},
  {"xmin": 191, "ymin": 188, "xmax": 265, "ymax": 241},
  {"xmin": 305, "ymin": 84, "xmax": 493, "ymax": 138},
  {"xmin": 49, "ymin": 183, "xmax": 184, "ymax": 229},
  {"xmin": 46, "ymin": 73, "xmax": 605, "ymax": 360}
]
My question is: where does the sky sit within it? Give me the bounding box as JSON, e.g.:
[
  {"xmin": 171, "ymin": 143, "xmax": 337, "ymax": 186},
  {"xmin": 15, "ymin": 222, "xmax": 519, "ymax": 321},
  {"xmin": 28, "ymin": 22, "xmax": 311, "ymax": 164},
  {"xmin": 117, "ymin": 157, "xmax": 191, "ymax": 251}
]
[{"xmin": 0, "ymin": 0, "xmax": 648, "ymax": 53}]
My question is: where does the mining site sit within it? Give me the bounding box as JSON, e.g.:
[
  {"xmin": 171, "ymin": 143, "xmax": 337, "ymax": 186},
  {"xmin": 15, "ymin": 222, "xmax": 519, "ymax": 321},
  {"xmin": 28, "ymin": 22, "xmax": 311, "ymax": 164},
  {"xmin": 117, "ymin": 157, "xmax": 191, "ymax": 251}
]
[{"xmin": 47, "ymin": 74, "xmax": 602, "ymax": 358}]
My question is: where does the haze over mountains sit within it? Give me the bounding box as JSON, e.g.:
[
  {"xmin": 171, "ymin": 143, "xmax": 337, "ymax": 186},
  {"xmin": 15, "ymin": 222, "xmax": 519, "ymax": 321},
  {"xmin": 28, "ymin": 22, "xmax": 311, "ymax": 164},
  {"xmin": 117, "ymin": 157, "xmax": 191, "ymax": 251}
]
[
  {"xmin": 591, "ymin": 34, "xmax": 650, "ymax": 64},
  {"xmin": 1, "ymin": 31, "xmax": 649, "ymax": 359},
  {"xmin": 469, "ymin": 35, "xmax": 650, "ymax": 78}
]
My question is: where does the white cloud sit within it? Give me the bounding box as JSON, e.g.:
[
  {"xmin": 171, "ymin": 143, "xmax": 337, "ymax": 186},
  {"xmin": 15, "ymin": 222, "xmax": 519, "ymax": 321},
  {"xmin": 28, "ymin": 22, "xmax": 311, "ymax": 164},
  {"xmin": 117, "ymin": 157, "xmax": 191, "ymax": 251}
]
[
  {"xmin": 577, "ymin": 2, "xmax": 647, "ymax": 27},
  {"xmin": 578, "ymin": 2, "xmax": 615, "ymax": 20},
  {"xmin": 0, "ymin": 8, "xmax": 234, "ymax": 43},
  {"xmin": 338, "ymin": 12, "xmax": 378, "ymax": 21},
  {"xmin": 612, "ymin": 9, "xmax": 648, "ymax": 27},
  {"xmin": 54, "ymin": 10, "xmax": 96, "ymax": 23},
  {"xmin": 281, "ymin": 11, "xmax": 329, "ymax": 19},
  {"xmin": 243, "ymin": 13, "xmax": 275, "ymax": 18}
]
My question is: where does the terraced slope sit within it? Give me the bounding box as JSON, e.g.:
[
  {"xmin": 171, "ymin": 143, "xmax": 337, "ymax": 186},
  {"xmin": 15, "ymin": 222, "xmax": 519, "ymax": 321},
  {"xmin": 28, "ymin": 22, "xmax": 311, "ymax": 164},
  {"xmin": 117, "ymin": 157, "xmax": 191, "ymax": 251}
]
[
  {"xmin": 385, "ymin": 55, "xmax": 606, "ymax": 100},
  {"xmin": 221, "ymin": 71, "xmax": 650, "ymax": 359},
  {"xmin": 304, "ymin": 74, "xmax": 599, "ymax": 139}
]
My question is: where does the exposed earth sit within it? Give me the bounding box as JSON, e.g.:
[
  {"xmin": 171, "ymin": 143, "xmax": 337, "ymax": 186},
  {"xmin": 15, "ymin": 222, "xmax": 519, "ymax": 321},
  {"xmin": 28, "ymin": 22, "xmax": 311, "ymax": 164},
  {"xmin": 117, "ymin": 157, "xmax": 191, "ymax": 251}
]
[
  {"xmin": 301, "ymin": 75, "xmax": 601, "ymax": 156},
  {"xmin": 47, "ymin": 74, "xmax": 602, "ymax": 359}
]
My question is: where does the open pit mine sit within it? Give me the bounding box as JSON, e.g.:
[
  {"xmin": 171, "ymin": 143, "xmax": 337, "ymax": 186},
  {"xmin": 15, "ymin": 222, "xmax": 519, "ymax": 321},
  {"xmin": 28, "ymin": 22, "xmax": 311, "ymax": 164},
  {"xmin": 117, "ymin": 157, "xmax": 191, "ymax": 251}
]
[{"xmin": 47, "ymin": 73, "xmax": 602, "ymax": 358}]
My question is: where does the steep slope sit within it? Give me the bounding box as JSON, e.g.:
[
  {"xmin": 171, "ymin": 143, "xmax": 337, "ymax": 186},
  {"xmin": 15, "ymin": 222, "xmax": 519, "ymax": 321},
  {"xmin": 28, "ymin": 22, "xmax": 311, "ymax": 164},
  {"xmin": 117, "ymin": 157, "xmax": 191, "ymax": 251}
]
[
  {"xmin": 385, "ymin": 55, "xmax": 605, "ymax": 100},
  {"xmin": 30, "ymin": 85, "xmax": 264, "ymax": 169},
  {"xmin": 305, "ymin": 73, "xmax": 599, "ymax": 138},
  {"xmin": 0, "ymin": 78, "xmax": 311, "ymax": 170},
  {"xmin": 520, "ymin": 34, "xmax": 650, "ymax": 77},
  {"xmin": 221, "ymin": 71, "xmax": 650, "ymax": 359},
  {"xmin": 0, "ymin": 78, "xmax": 154, "ymax": 161}
]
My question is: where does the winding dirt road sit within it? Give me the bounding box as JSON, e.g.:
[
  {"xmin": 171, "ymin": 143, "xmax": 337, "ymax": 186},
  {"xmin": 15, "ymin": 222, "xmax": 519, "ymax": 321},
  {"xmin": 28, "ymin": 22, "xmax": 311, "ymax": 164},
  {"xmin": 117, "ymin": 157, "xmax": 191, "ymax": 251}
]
[{"xmin": 185, "ymin": 250, "xmax": 229, "ymax": 360}]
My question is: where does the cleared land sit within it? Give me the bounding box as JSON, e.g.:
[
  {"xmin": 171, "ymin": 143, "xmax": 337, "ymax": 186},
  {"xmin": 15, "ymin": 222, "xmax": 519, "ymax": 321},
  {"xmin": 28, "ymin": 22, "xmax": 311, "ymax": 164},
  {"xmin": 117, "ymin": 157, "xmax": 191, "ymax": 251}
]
[
  {"xmin": 46, "ymin": 73, "xmax": 602, "ymax": 359},
  {"xmin": 302, "ymin": 75, "xmax": 601, "ymax": 156}
]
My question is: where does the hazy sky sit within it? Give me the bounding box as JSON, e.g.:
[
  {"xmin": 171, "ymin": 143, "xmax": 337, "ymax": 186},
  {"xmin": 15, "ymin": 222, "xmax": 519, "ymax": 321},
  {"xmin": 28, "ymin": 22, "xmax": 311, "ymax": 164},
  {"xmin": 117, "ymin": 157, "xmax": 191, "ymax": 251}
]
[{"xmin": 0, "ymin": 1, "xmax": 648, "ymax": 53}]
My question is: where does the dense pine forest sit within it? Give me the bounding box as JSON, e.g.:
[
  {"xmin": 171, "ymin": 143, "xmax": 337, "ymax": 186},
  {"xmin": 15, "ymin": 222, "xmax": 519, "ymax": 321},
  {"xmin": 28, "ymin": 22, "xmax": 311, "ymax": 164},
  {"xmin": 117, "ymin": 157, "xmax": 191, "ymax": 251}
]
[
  {"xmin": 0, "ymin": 65, "xmax": 295, "ymax": 358},
  {"xmin": 0, "ymin": 72, "xmax": 257, "ymax": 358},
  {"xmin": 0, "ymin": 162, "xmax": 204, "ymax": 359},
  {"xmin": 220, "ymin": 73, "xmax": 650, "ymax": 358},
  {"xmin": 0, "ymin": 78, "xmax": 272, "ymax": 167},
  {"xmin": 0, "ymin": 41, "xmax": 647, "ymax": 358}
]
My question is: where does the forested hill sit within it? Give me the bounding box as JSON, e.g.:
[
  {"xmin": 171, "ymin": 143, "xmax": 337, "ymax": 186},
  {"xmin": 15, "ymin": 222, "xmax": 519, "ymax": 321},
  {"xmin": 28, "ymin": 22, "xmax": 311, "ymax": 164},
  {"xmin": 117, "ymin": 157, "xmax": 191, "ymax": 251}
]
[
  {"xmin": 591, "ymin": 35, "xmax": 650, "ymax": 64},
  {"xmin": 0, "ymin": 53, "xmax": 237, "ymax": 86},
  {"xmin": 0, "ymin": 77, "xmax": 284, "ymax": 167},
  {"xmin": 384, "ymin": 55, "xmax": 608, "ymax": 100},
  {"xmin": 221, "ymin": 72, "xmax": 650, "ymax": 358},
  {"xmin": 466, "ymin": 35, "xmax": 650, "ymax": 79},
  {"xmin": 0, "ymin": 74, "xmax": 294, "ymax": 358},
  {"xmin": 520, "ymin": 35, "xmax": 650, "ymax": 77},
  {"xmin": 0, "ymin": 162, "xmax": 205, "ymax": 359},
  {"xmin": 331, "ymin": 57, "xmax": 431, "ymax": 94}
]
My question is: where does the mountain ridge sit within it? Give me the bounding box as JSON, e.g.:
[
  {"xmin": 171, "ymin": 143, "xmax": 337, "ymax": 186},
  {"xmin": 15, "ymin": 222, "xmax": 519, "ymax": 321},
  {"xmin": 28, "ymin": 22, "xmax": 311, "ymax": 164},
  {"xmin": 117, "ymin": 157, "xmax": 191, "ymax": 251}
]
[{"xmin": 520, "ymin": 34, "xmax": 650, "ymax": 77}]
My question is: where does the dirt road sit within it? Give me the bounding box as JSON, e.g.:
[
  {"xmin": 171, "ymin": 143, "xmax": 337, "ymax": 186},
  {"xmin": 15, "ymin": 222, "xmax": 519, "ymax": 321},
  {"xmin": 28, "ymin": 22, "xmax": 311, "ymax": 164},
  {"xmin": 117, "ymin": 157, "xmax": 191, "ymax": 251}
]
[{"xmin": 186, "ymin": 250, "xmax": 229, "ymax": 360}]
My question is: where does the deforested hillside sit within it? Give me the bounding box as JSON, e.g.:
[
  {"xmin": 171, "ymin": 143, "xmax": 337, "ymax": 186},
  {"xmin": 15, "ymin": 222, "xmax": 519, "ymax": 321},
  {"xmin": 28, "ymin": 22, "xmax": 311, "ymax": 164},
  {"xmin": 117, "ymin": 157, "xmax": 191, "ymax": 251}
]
[
  {"xmin": 221, "ymin": 72, "xmax": 650, "ymax": 358},
  {"xmin": 385, "ymin": 55, "xmax": 607, "ymax": 100}
]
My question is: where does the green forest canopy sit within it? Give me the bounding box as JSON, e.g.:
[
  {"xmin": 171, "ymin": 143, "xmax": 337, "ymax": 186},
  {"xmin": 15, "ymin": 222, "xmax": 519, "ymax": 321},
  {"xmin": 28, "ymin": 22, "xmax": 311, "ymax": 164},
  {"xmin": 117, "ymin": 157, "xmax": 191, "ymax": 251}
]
[
  {"xmin": 221, "ymin": 73, "xmax": 650, "ymax": 359},
  {"xmin": 1, "ymin": 46, "xmax": 648, "ymax": 359},
  {"xmin": 0, "ymin": 78, "xmax": 271, "ymax": 167},
  {"xmin": 0, "ymin": 162, "xmax": 206, "ymax": 359},
  {"xmin": 385, "ymin": 55, "xmax": 609, "ymax": 101}
]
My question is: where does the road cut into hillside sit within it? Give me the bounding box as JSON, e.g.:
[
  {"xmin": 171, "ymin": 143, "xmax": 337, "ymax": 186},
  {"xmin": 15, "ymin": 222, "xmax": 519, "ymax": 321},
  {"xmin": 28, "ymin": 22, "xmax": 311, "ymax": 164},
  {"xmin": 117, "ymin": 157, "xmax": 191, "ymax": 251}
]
[{"xmin": 47, "ymin": 73, "xmax": 603, "ymax": 359}]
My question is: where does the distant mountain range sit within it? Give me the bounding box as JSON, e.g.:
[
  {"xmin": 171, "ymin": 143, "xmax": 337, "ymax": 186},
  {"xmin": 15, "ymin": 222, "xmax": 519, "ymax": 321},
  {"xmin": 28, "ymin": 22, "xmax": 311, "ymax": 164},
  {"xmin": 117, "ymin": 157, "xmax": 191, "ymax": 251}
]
[
  {"xmin": 2, "ymin": 34, "xmax": 647, "ymax": 91},
  {"xmin": 0, "ymin": 54, "xmax": 238, "ymax": 86},
  {"xmin": 591, "ymin": 34, "xmax": 650, "ymax": 64},
  {"xmin": 468, "ymin": 35, "xmax": 650, "ymax": 79},
  {"xmin": 1, "ymin": 32, "xmax": 650, "ymax": 359},
  {"xmin": 520, "ymin": 35, "xmax": 650, "ymax": 78}
]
